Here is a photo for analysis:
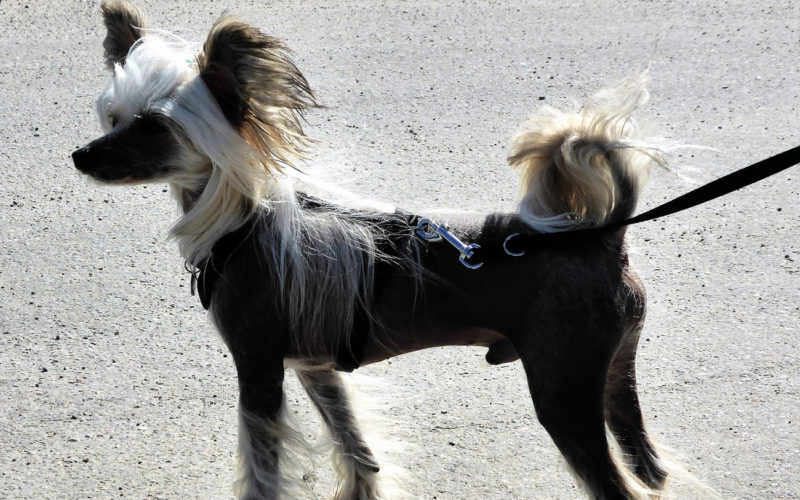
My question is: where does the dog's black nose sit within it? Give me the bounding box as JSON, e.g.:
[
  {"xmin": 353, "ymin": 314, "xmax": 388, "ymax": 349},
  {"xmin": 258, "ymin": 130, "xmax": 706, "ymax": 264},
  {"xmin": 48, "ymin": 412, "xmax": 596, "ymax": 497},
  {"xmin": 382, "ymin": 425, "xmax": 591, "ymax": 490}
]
[{"xmin": 72, "ymin": 145, "xmax": 92, "ymax": 172}]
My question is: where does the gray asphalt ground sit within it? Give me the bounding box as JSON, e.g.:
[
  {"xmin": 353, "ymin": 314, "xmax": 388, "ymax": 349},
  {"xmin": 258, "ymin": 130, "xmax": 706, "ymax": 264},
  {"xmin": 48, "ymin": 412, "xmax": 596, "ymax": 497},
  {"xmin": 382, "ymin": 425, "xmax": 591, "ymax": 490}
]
[{"xmin": 1, "ymin": 1, "xmax": 798, "ymax": 499}]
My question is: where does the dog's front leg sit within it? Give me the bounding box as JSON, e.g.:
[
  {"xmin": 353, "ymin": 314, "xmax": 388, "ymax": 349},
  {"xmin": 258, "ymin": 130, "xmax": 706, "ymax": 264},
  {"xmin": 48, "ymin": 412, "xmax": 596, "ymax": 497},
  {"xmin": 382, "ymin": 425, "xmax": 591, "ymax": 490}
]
[
  {"xmin": 296, "ymin": 367, "xmax": 383, "ymax": 499},
  {"xmin": 207, "ymin": 247, "xmax": 301, "ymax": 498},
  {"xmin": 233, "ymin": 356, "xmax": 287, "ymax": 500}
]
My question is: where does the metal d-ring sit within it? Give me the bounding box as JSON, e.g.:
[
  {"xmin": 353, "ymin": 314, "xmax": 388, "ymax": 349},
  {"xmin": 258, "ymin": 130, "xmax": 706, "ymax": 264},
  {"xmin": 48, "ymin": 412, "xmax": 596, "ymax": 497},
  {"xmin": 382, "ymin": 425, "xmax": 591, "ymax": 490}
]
[{"xmin": 503, "ymin": 233, "xmax": 525, "ymax": 257}]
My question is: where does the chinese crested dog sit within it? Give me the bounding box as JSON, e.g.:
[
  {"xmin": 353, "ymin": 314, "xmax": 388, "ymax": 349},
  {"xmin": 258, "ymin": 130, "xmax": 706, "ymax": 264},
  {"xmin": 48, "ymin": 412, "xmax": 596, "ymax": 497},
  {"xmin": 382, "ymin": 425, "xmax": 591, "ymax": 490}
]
[{"xmin": 73, "ymin": 1, "xmax": 681, "ymax": 498}]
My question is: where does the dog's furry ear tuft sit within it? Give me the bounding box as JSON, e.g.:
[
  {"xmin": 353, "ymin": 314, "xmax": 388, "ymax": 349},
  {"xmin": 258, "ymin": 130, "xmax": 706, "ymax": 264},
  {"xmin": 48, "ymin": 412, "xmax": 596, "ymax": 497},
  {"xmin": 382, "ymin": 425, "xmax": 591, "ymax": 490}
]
[
  {"xmin": 101, "ymin": 0, "xmax": 147, "ymax": 70},
  {"xmin": 197, "ymin": 17, "xmax": 318, "ymax": 169}
]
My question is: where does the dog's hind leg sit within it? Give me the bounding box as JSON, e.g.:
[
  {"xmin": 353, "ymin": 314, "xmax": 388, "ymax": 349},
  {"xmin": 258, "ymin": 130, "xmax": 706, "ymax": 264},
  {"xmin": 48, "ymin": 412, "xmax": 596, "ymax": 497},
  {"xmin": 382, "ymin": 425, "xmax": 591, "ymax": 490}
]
[
  {"xmin": 515, "ymin": 321, "xmax": 638, "ymax": 500},
  {"xmin": 604, "ymin": 279, "xmax": 668, "ymax": 490},
  {"xmin": 296, "ymin": 367, "xmax": 384, "ymax": 500},
  {"xmin": 604, "ymin": 323, "xmax": 667, "ymax": 490}
]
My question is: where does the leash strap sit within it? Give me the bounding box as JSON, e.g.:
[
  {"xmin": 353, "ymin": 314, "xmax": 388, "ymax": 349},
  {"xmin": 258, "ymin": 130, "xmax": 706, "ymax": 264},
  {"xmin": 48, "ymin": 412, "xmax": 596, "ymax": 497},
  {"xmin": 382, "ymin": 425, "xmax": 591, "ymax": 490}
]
[{"xmin": 612, "ymin": 144, "xmax": 800, "ymax": 229}]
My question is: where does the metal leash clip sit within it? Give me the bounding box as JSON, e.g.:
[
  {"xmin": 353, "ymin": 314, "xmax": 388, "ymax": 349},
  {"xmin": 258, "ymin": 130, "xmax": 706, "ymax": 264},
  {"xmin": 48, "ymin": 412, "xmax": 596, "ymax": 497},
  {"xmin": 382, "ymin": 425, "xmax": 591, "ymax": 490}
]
[{"xmin": 415, "ymin": 218, "xmax": 484, "ymax": 269}]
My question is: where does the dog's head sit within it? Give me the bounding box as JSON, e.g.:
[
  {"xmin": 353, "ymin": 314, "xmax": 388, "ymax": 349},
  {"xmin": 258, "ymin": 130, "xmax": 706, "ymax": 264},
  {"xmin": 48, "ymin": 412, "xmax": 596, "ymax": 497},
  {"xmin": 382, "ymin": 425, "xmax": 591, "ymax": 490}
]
[{"xmin": 72, "ymin": 0, "xmax": 316, "ymax": 190}]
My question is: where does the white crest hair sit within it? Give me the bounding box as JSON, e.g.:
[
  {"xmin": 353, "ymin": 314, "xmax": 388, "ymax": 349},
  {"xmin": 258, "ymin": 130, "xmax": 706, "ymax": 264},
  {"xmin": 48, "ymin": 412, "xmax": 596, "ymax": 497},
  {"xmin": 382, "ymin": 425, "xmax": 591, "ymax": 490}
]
[
  {"xmin": 97, "ymin": 30, "xmax": 395, "ymax": 354},
  {"xmin": 96, "ymin": 33, "xmax": 267, "ymax": 264},
  {"xmin": 509, "ymin": 72, "xmax": 664, "ymax": 232}
]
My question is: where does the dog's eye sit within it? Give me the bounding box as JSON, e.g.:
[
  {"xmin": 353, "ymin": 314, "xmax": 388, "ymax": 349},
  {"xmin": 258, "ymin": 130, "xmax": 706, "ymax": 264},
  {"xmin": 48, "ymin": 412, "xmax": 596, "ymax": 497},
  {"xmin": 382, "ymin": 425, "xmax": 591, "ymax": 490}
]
[{"xmin": 108, "ymin": 115, "xmax": 118, "ymax": 128}]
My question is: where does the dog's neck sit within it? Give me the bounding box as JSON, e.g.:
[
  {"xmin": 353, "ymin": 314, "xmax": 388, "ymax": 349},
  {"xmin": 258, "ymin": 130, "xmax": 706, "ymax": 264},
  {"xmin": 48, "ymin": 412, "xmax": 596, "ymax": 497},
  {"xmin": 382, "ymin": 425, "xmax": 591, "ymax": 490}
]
[{"xmin": 168, "ymin": 171, "xmax": 257, "ymax": 266}]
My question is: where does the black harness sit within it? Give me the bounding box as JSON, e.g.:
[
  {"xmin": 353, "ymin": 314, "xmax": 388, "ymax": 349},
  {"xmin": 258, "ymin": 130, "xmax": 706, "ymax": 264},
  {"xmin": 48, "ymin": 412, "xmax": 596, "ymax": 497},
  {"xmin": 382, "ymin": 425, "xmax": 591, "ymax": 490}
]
[
  {"xmin": 189, "ymin": 145, "xmax": 799, "ymax": 367},
  {"xmin": 189, "ymin": 199, "xmax": 419, "ymax": 372},
  {"xmin": 190, "ymin": 220, "xmax": 256, "ymax": 311}
]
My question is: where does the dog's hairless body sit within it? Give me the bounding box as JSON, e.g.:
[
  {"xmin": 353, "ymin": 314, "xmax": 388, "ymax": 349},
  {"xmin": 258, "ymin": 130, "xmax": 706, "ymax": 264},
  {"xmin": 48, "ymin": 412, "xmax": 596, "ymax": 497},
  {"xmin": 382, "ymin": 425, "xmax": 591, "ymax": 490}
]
[
  {"xmin": 202, "ymin": 200, "xmax": 653, "ymax": 498},
  {"xmin": 73, "ymin": 2, "xmax": 674, "ymax": 499}
]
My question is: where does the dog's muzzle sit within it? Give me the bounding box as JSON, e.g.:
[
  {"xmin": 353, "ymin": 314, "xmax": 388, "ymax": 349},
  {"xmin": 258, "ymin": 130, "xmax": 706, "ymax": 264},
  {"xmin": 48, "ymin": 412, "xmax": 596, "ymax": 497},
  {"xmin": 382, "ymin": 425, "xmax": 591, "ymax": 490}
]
[
  {"xmin": 71, "ymin": 135, "xmax": 116, "ymax": 176},
  {"xmin": 71, "ymin": 144, "xmax": 95, "ymax": 173}
]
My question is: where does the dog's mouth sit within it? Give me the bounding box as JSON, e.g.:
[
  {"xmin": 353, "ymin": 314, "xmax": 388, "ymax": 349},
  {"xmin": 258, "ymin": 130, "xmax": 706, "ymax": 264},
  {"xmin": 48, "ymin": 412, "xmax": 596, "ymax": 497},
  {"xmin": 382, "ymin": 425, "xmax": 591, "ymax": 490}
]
[
  {"xmin": 72, "ymin": 147, "xmax": 152, "ymax": 184},
  {"xmin": 77, "ymin": 169, "xmax": 150, "ymax": 185},
  {"xmin": 73, "ymin": 151, "xmax": 137, "ymax": 181},
  {"xmin": 73, "ymin": 141, "xmax": 178, "ymax": 185}
]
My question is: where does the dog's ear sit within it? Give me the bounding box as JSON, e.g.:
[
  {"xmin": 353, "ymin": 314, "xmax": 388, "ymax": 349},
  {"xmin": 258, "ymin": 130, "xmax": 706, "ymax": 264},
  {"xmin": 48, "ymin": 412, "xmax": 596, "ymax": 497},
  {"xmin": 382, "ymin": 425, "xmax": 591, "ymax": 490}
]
[
  {"xmin": 101, "ymin": 0, "xmax": 147, "ymax": 70},
  {"xmin": 197, "ymin": 17, "xmax": 317, "ymax": 167}
]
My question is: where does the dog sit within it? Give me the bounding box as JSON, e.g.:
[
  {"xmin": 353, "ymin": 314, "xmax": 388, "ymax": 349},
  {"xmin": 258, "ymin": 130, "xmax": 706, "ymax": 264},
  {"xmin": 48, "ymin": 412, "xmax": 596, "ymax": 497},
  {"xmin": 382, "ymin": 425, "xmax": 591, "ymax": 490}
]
[{"xmin": 73, "ymin": 1, "xmax": 679, "ymax": 498}]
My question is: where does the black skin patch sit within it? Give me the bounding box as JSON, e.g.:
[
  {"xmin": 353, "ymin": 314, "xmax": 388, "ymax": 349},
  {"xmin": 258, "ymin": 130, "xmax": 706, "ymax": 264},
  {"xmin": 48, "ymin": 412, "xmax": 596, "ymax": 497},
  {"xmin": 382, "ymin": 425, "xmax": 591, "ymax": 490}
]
[{"xmin": 72, "ymin": 115, "xmax": 179, "ymax": 183}]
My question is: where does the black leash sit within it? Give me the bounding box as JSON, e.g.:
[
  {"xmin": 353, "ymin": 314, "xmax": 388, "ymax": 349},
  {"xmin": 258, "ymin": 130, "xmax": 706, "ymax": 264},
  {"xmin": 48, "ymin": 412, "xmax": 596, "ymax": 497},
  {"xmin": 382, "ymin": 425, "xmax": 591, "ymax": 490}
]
[
  {"xmin": 611, "ymin": 144, "xmax": 800, "ymax": 228},
  {"xmin": 474, "ymin": 145, "xmax": 800, "ymax": 262}
]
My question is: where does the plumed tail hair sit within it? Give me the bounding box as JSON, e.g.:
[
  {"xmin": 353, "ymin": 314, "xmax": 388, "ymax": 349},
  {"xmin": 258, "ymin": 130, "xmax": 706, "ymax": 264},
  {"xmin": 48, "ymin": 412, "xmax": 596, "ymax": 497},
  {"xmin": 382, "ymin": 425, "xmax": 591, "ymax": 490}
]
[{"xmin": 509, "ymin": 73, "xmax": 663, "ymax": 233}]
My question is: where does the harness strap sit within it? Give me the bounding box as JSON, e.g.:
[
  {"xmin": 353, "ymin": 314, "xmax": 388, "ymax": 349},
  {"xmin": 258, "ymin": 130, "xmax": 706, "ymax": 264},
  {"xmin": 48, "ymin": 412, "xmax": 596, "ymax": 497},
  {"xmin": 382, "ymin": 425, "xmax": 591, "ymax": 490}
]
[
  {"xmin": 188, "ymin": 200, "xmax": 413, "ymax": 373},
  {"xmin": 192, "ymin": 220, "xmax": 256, "ymax": 310}
]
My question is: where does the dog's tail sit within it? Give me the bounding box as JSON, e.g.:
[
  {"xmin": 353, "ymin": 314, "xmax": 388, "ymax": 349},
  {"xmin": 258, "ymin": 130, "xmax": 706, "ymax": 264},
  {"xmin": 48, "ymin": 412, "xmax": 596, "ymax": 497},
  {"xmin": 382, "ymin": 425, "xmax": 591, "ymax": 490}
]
[{"xmin": 509, "ymin": 73, "xmax": 662, "ymax": 233}]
